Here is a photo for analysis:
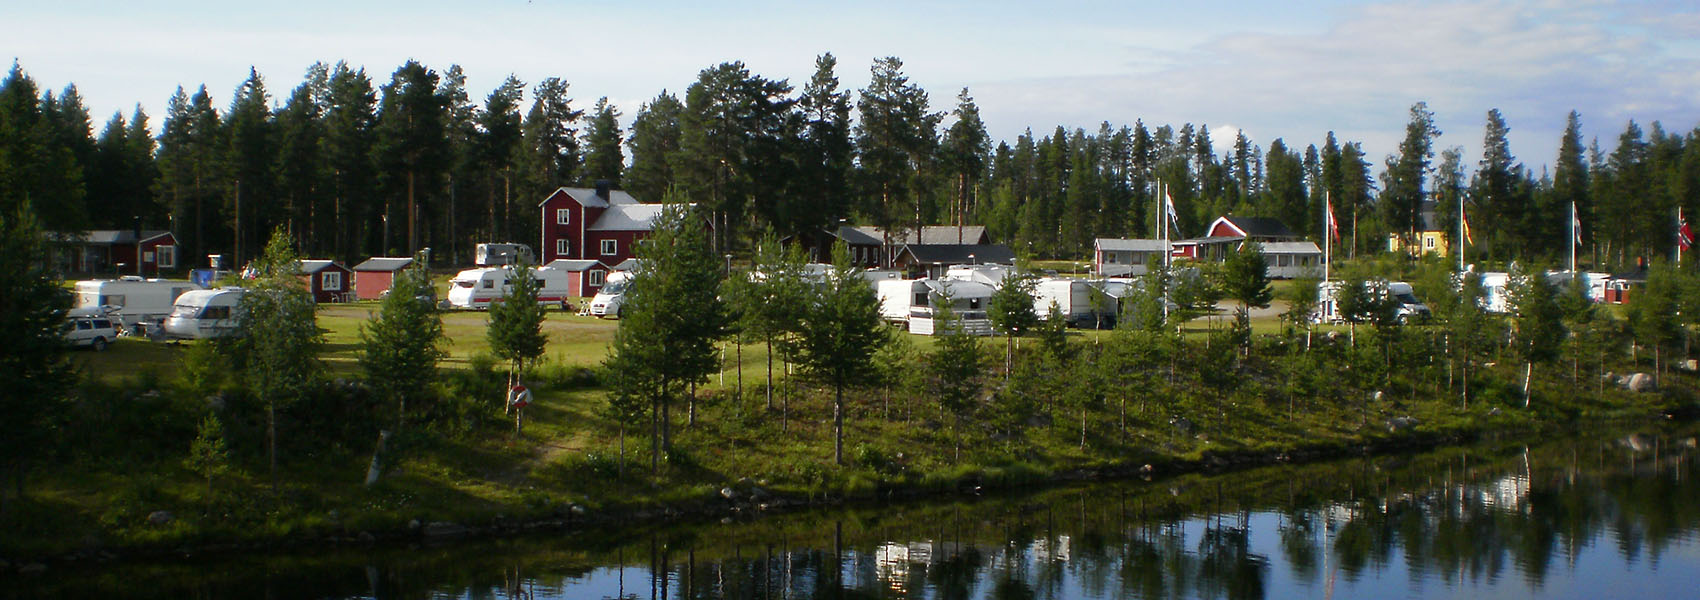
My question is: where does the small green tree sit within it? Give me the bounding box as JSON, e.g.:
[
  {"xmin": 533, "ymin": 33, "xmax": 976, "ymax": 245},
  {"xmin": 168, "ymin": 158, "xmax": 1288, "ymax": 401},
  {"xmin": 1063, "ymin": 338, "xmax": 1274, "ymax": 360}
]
[
  {"xmin": 0, "ymin": 208, "xmax": 75, "ymax": 515},
  {"xmin": 987, "ymin": 271, "xmax": 1039, "ymax": 374},
  {"xmin": 1506, "ymin": 265, "xmax": 1563, "ymax": 406},
  {"xmin": 487, "ymin": 257, "xmax": 548, "ymax": 421},
  {"xmin": 1220, "ymin": 242, "xmax": 1273, "ymax": 329},
  {"xmin": 925, "ymin": 296, "xmax": 985, "ymax": 462},
  {"xmin": 1628, "ymin": 261, "xmax": 1682, "ymax": 386},
  {"xmin": 233, "ymin": 227, "xmax": 325, "ymax": 487},
  {"xmin": 793, "ymin": 243, "xmax": 890, "ymax": 465},
  {"xmin": 183, "ymin": 414, "xmax": 232, "ymax": 491},
  {"xmin": 360, "ymin": 254, "xmax": 446, "ymax": 429},
  {"xmin": 725, "ymin": 232, "xmax": 808, "ymax": 410},
  {"xmin": 1282, "ymin": 275, "xmax": 1320, "ymax": 347},
  {"xmin": 1038, "ymin": 302, "xmax": 1071, "ymax": 363},
  {"xmin": 1120, "ymin": 267, "xmax": 1171, "ymax": 332}
]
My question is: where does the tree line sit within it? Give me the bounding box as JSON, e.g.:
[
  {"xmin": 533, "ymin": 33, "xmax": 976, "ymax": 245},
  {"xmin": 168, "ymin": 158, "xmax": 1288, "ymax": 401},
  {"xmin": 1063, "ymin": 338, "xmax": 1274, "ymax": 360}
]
[{"xmin": 7, "ymin": 58, "xmax": 1696, "ymax": 271}]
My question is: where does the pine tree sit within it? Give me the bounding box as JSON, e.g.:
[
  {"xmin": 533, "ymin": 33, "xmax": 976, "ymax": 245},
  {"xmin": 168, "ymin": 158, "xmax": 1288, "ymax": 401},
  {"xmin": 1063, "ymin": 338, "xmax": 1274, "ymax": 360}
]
[
  {"xmin": 1552, "ymin": 111, "xmax": 1590, "ymax": 259},
  {"xmin": 323, "ymin": 64, "xmax": 378, "ymax": 260},
  {"xmin": 856, "ymin": 56, "xmax": 940, "ymax": 258},
  {"xmin": 924, "ymin": 296, "xmax": 984, "ymax": 462},
  {"xmin": 373, "ymin": 61, "xmax": 448, "ymax": 255},
  {"xmin": 625, "ymin": 91, "xmax": 683, "ymax": 203},
  {"xmin": 233, "ymin": 227, "xmax": 324, "ymax": 486},
  {"xmin": 486, "ymin": 258, "xmax": 548, "ymax": 413},
  {"xmin": 987, "ymin": 271, "xmax": 1039, "ymax": 374},
  {"xmin": 581, "ymin": 97, "xmax": 624, "ymax": 187},
  {"xmin": 225, "ymin": 68, "xmax": 278, "ymax": 266},
  {"xmin": 793, "ymin": 243, "xmax": 890, "ymax": 465},
  {"xmin": 360, "ymin": 254, "xmax": 446, "ymax": 429},
  {"xmin": 476, "ymin": 76, "xmax": 525, "ymax": 245},
  {"xmin": 0, "ymin": 208, "xmax": 75, "ymax": 514},
  {"xmin": 941, "ymin": 88, "xmax": 989, "ymax": 232},
  {"xmin": 794, "ymin": 54, "xmax": 855, "ymax": 234},
  {"xmin": 1381, "ymin": 102, "xmax": 1440, "ymax": 245}
]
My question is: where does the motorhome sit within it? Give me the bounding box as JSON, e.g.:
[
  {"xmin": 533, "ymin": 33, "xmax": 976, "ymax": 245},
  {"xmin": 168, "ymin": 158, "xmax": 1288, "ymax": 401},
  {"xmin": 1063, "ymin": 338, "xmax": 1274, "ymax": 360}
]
[
  {"xmin": 62, "ymin": 307, "xmax": 119, "ymax": 351},
  {"xmin": 586, "ymin": 270, "xmax": 632, "ymax": 317},
  {"xmin": 73, "ymin": 277, "xmax": 202, "ymax": 334},
  {"xmin": 474, "ymin": 243, "xmax": 535, "ymax": 267},
  {"xmin": 162, "ymin": 288, "xmax": 247, "ymax": 340},
  {"xmin": 1315, "ymin": 280, "xmax": 1431, "ymax": 324},
  {"xmin": 446, "ymin": 265, "xmax": 575, "ymax": 310},
  {"xmin": 1033, "ymin": 277, "xmax": 1117, "ymax": 329}
]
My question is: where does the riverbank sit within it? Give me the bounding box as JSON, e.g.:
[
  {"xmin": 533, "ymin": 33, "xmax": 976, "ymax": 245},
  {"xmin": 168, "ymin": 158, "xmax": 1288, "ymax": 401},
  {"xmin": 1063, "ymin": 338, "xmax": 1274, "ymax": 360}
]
[{"xmin": 7, "ymin": 306, "xmax": 1697, "ymax": 566}]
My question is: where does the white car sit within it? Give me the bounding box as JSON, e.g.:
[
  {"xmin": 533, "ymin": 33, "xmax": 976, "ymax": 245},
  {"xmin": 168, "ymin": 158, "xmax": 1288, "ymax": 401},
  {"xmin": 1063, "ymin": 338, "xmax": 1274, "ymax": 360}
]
[{"xmin": 63, "ymin": 307, "xmax": 118, "ymax": 351}]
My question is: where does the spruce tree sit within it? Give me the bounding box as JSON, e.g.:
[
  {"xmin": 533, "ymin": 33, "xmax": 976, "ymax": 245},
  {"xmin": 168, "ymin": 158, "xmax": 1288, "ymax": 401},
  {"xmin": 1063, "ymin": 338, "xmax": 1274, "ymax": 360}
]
[
  {"xmin": 233, "ymin": 227, "xmax": 324, "ymax": 486},
  {"xmin": 0, "ymin": 208, "xmax": 74, "ymax": 515},
  {"xmin": 581, "ymin": 97, "xmax": 624, "ymax": 187},
  {"xmin": 486, "ymin": 257, "xmax": 548, "ymax": 415},
  {"xmin": 360, "ymin": 254, "xmax": 446, "ymax": 429}
]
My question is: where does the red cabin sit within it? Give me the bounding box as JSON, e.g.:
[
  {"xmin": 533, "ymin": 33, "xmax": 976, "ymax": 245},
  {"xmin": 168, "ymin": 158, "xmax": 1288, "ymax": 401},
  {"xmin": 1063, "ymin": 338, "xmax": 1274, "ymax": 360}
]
[
  {"xmin": 352, "ymin": 257, "xmax": 414, "ymax": 301},
  {"xmin": 299, "ymin": 260, "xmax": 353, "ymax": 303}
]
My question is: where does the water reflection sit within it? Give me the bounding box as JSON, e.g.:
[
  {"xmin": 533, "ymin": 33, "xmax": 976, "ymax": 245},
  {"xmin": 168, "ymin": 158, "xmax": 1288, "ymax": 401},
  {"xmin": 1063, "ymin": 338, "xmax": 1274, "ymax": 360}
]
[{"xmin": 13, "ymin": 427, "xmax": 1700, "ymax": 600}]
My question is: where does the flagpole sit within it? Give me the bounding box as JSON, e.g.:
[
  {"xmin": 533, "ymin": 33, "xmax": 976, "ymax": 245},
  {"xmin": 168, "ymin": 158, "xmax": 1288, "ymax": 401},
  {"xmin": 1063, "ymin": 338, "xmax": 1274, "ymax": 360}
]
[
  {"xmin": 1162, "ymin": 180, "xmax": 1171, "ymax": 324},
  {"xmin": 1680, "ymin": 207, "xmax": 1685, "ymax": 266},
  {"xmin": 1458, "ymin": 193, "xmax": 1465, "ymax": 272},
  {"xmin": 1570, "ymin": 201, "xmax": 1577, "ymax": 275},
  {"xmin": 1324, "ymin": 191, "xmax": 1331, "ymax": 283}
]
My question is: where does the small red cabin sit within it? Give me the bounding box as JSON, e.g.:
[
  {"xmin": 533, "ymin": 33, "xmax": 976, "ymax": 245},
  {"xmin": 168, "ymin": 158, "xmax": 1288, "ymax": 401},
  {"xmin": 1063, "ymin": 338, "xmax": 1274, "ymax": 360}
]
[
  {"xmin": 299, "ymin": 260, "xmax": 353, "ymax": 303},
  {"xmin": 542, "ymin": 259, "xmax": 609, "ymax": 297},
  {"xmin": 352, "ymin": 257, "xmax": 414, "ymax": 301}
]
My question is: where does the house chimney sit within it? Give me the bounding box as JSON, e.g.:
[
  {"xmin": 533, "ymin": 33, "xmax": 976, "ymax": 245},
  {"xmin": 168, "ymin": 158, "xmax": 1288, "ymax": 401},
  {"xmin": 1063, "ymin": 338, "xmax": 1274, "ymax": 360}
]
[{"xmin": 595, "ymin": 179, "xmax": 611, "ymax": 200}]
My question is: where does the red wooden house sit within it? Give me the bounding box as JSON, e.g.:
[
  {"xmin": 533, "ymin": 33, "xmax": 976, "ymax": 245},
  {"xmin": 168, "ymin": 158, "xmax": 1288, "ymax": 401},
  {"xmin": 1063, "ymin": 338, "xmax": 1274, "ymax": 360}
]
[
  {"xmin": 47, "ymin": 230, "xmax": 180, "ymax": 276},
  {"xmin": 538, "ymin": 182, "xmax": 677, "ymax": 269},
  {"xmin": 299, "ymin": 260, "xmax": 353, "ymax": 303},
  {"xmin": 352, "ymin": 257, "xmax": 414, "ymax": 300}
]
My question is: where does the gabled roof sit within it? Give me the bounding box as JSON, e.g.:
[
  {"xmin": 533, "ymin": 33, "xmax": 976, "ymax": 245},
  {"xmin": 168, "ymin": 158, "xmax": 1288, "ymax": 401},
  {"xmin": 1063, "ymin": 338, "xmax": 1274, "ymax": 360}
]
[
  {"xmin": 48, "ymin": 230, "xmax": 174, "ymax": 245},
  {"xmin": 1095, "ymin": 238, "xmax": 1168, "ymax": 252},
  {"xmin": 298, "ymin": 259, "xmax": 346, "ymax": 274},
  {"xmin": 543, "ymin": 259, "xmax": 605, "ymax": 272},
  {"xmin": 611, "ymin": 258, "xmax": 645, "ymax": 272},
  {"xmin": 588, "ymin": 204, "xmax": 670, "ymax": 231},
  {"xmin": 538, "ymin": 186, "xmax": 640, "ymax": 208},
  {"xmin": 895, "ymin": 244, "xmax": 1017, "ymax": 265},
  {"xmin": 839, "ymin": 225, "xmax": 990, "ymax": 245},
  {"xmin": 353, "ymin": 257, "xmax": 413, "ymax": 272},
  {"xmin": 1212, "ymin": 216, "xmax": 1298, "ymax": 239}
]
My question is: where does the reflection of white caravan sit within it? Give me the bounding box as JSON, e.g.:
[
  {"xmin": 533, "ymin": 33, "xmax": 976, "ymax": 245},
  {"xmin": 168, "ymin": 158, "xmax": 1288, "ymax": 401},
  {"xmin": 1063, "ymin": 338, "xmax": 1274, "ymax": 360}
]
[
  {"xmin": 446, "ymin": 265, "xmax": 574, "ymax": 310},
  {"xmin": 74, "ymin": 277, "xmax": 202, "ymax": 332},
  {"xmin": 587, "ymin": 270, "xmax": 632, "ymax": 317},
  {"xmin": 1314, "ymin": 280, "xmax": 1430, "ymax": 324},
  {"xmin": 163, "ymin": 288, "xmax": 247, "ymax": 340}
]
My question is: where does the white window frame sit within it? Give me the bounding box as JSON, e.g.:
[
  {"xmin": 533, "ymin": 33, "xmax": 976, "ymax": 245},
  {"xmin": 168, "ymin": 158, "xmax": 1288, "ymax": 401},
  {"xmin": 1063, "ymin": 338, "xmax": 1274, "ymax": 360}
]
[
  {"xmin": 556, "ymin": 238, "xmax": 570, "ymax": 257},
  {"xmin": 556, "ymin": 208, "xmax": 571, "ymax": 225},
  {"xmin": 156, "ymin": 245, "xmax": 177, "ymax": 268},
  {"xmin": 588, "ymin": 269, "xmax": 606, "ymax": 287},
  {"xmin": 601, "ymin": 239, "xmax": 617, "ymax": 256},
  {"xmin": 322, "ymin": 271, "xmax": 342, "ymax": 291}
]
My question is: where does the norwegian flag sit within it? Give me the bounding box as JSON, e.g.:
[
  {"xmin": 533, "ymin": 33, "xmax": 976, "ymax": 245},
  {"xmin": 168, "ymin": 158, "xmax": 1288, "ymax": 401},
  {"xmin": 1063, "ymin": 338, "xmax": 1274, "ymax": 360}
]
[
  {"xmin": 1325, "ymin": 196, "xmax": 1341, "ymax": 242},
  {"xmin": 1680, "ymin": 212, "xmax": 1694, "ymax": 250},
  {"xmin": 1461, "ymin": 205, "xmax": 1474, "ymax": 245},
  {"xmin": 1165, "ymin": 190, "xmax": 1182, "ymax": 238}
]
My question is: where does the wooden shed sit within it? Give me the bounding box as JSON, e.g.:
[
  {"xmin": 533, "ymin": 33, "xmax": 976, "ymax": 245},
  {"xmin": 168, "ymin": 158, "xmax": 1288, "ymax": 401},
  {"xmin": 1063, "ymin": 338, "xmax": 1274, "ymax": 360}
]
[
  {"xmin": 352, "ymin": 257, "xmax": 414, "ymax": 300},
  {"xmin": 542, "ymin": 259, "xmax": 610, "ymax": 298},
  {"xmin": 299, "ymin": 260, "xmax": 353, "ymax": 303}
]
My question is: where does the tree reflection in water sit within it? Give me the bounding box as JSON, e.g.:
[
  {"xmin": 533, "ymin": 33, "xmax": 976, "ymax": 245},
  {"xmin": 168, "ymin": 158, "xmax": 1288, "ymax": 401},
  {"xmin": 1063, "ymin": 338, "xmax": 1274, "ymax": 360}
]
[{"xmin": 17, "ymin": 427, "xmax": 1700, "ymax": 600}]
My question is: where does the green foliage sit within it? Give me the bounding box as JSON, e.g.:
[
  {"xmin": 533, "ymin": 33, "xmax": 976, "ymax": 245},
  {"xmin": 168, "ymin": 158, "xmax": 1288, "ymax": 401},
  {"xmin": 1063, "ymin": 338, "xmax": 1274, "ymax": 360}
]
[
  {"xmin": 1505, "ymin": 264, "xmax": 1564, "ymax": 366},
  {"xmin": 1220, "ymin": 242, "xmax": 1273, "ymax": 314},
  {"xmin": 231, "ymin": 227, "xmax": 324, "ymax": 478},
  {"xmin": 925, "ymin": 299, "xmax": 986, "ymax": 458},
  {"xmin": 793, "ymin": 243, "xmax": 890, "ymax": 464},
  {"xmin": 0, "ymin": 207, "xmax": 76, "ymax": 503},
  {"xmin": 988, "ymin": 271, "xmax": 1039, "ymax": 371},
  {"xmin": 184, "ymin": 414, "xmax": 232, "ymax": 488},
  {"xmin": 360, "ymin": 255, "xmax": 447, "ymax": 427},
  {"xmin": 486, "ymin": 257, "xmax": 548, "ymax": 379},
  {"xmin": 1038, "ymin": 302, "xmax": 1071, "ymax": 362},
  {"xmin": 1283, "ymin": 275, "xmax": 1321, "ymax": 331}
]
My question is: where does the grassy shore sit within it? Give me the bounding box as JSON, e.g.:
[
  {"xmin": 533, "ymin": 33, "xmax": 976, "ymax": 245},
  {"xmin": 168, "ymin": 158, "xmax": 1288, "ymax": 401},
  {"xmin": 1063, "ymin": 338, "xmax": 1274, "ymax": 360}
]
[{"xmin": 8, "ymin": 299, "xmax": 1690, "ymax": 559}]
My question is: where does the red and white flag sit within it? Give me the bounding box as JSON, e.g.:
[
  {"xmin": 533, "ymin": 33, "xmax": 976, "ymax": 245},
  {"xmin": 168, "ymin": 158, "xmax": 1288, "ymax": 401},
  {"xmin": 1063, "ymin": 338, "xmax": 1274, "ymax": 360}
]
[
  {"xmin": 1164, "ymin": 191, "xmax": 1182, "ymax": 238},
  {"xmin": 1571, "ymin": 202, "xmax": 1583, "ymax": 246},
  {"xmin": 1325, "ymin": 196, "xmax": 1341, "ymax": 242},
  {"xmin": 1680, "ymin": 210, "xmax": 1694, "ymax": 250},
  {"xmin": 1461, "ymin": 205, "xmax": 1474, "ymax": 245}
]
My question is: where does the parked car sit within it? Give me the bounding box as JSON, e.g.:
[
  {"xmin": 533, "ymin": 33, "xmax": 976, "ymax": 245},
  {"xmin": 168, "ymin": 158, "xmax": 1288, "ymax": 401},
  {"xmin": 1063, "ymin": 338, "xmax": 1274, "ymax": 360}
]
[{"xmin": 62, "ymin": 307, "xmax": 118, "ymax": 351}]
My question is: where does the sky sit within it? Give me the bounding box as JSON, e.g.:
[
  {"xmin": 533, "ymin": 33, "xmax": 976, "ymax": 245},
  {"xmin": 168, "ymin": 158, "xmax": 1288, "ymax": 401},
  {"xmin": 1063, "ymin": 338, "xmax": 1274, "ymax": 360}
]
[{"xmin": 9, "ymin": 0, "xmax": 1700, "ymax": 177}]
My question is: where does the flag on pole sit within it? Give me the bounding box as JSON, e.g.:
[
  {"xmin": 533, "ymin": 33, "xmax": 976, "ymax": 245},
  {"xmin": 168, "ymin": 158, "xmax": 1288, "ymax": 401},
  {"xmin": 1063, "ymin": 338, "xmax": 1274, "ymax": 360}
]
[
  {"xmin": 1325, "ymin": 196, "xmax": 1341, "ymax": 242},
  {"xmin": 1164, "ymin": 191, "xmax": 1182, "ymax": 237},
  {"xmin": 1680, "ymin": 213, "xmax": 1694, "ymax": 250},
  {"xmin": 1460, "ymin": 205, "xmax": 1474, "ymax": 245},
  {"xmin": 1571, "ymin": 202, "xmax": 1583, "ymax": 246}
]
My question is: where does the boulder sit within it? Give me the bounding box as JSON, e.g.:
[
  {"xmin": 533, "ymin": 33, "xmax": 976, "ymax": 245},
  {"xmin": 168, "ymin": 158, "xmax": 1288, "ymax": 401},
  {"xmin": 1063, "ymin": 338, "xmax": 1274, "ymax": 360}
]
[
  {"xmin": 719, "ymin": 487, "xmax": 738, "ymax": 500},
  {"xmin": 1387, "ymin": 416, "xmax": 1419, "ymax": 433},
  {"xmin": 147, "ymin": 511, "xmax": 175, "ymax": 525}
]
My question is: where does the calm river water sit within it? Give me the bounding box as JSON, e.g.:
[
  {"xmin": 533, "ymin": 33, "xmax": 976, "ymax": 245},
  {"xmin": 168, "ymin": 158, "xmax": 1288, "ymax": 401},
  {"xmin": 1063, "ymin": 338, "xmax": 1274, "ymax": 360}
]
[{"xmin": 11, "ymin": 425, "xmax": 1700, "ymax": 599}]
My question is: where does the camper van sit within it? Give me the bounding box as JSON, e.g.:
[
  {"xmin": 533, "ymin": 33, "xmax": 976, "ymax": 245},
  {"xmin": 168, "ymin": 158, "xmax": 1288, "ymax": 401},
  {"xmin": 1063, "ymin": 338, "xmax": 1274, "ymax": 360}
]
[
  {"xmin": 474, "ymin": 243, "xmax": 535, "ymax": 267},
  {"xmin": 586, "ymin": 270, "xmax": 632, "ymax": 317},
  {"xmin": 62, "ymin": 307, "xmax": 119, "ymax": 351},
  {"xmin": 447, "ymin": 265, "xmax": 575, "ymax": 310},
  {"xmin": 74, "ymin": 277, "xmax": 202, "ymax": 334},
  {"xmin": 1315, "ymin": 280, "xmax": 1431, "ymax": 324},
  {"xmin": 162, "ymin": 288, "xmax": 248, "ymax": 340}
]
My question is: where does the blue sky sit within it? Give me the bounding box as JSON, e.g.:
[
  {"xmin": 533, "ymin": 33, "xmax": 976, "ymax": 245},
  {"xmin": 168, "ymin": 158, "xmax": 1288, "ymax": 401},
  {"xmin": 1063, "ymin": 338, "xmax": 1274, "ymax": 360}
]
[{"xmin": 10, "ymin": 0, "xmax": 1699, "ymax": 176}]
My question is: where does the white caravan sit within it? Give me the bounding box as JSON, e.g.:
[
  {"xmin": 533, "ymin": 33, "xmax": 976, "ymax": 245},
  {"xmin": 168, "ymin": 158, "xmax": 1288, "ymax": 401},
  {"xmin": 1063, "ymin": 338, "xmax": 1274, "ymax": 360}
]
[
  {"xmin": 1315, "ymin": 280, "xmax": 1431, "ymax": 324},
  {"xmin": 74, "ymin": 276, "xmax": 202, "ymax": 334},
  {"xmin": 587, "ymin": 270, "xmax": 632, "ymax": 317},
  {"xmin": 1033, "ymin": 278, "xmax": 1117, "ymax": 329},
  {"xmin": 446, "ymin": 265, "xmax": 574, "ymax": 310},
  {"xmin": 876, "ymin": 278, "xmax": 994, "ymax": 335},
  {"xmin": 163, "ymin": 288, "xmax": 248, "ymax": 340}
]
